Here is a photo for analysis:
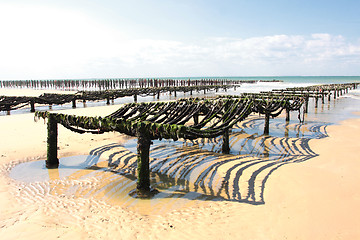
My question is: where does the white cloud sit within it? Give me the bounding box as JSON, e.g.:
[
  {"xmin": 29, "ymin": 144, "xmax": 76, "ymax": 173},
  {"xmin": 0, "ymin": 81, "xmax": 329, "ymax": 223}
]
[{"xmin": 0, "ymin": 3, "xmax": 359, "ymax": 78}]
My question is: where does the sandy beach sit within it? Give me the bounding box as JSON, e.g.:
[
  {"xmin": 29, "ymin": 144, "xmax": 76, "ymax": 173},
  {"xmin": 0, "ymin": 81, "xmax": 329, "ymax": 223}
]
[{"xmin": 1, "ymin": 90, "xmax": 360, "ymax": 239}]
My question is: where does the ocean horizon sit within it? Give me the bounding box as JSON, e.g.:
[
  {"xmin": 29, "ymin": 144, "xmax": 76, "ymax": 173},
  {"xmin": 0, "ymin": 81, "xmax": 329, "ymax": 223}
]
[{"xmin": 2, "ymin": 76, "xmax": 360, "ymax": 84}]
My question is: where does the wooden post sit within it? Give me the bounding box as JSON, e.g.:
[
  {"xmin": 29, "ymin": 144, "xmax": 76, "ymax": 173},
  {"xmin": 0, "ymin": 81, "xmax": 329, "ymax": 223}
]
[
  {"xmin": 264, "ymin": 113, "xmax": 270, "ymax": 135},
  {"xmin": 6, "ymin": 105, "xmax": 10, "ymax": 115},
  {"xmin": 157, "ymin": 91, "xmax": 160, "ymax": 100},
  {"xmin": 328, "ymin": 92, "xmax": 331, "ymax": 102},
  {"xmin": 222, "ymin": 129, "xmax": 230, "ymax": 154},
  {"xmin": 46, "ymin": 114, "xmax": 59, "ymax": 169},
  {"xmin": 136, "ymin": 124, "xmax": 151, "ymax": 192},
  {"xmin": 30, "ymin": 99, "xmax": 35, "ymax": 112},
  {"xmin": 315, "ymin": 96, "xmax": 318, "ymax": 108},
  {"xmin": 193, "ymin": 114, "xmax": 199, "ymax": 125},
  {"xmin": 285, "ymin": 107, "xmax": 290, "ymax": 122},
  {"xmin": 106, "ymin": 96, "xmax": 110, "ymax": 105},
  {"xmin": 304, "ymin": 96, "xmax": 309, "ymax": 113},
  {"xmin": 72, "ymin": 99, "xmax": 76, "ymax": 108},
  {"xmin": 134, "ymin": 93, "xmax": 138, "ymax": 102}
]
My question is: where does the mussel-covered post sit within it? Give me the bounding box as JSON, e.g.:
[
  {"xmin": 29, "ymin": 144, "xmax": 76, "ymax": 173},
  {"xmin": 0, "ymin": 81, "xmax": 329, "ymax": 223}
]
[
  {"xmin": 304, "ymin": 96, "xmax": 309, "ymax": 113},
  {"xmin": 30, "ymin": 99, "xmax": 35, "ymax": 112},
  {"xmin": 46, "ymin": 114, "xmax": 59, "ymax": 169},
  {"xmin": 285, "ymin": 106, "xmax": 290, "ymax": 122},
  {"xmin": 136, "ymin": 123, "xmax": 151, "ymax": 192},
  {"xmin": 222, "ymin": 129, "xmax": 230, "ymax": 154},
  {"xmin": 6, "ymin": 105, "xmax": 10, "ymax": 115},
  {"xmin": 72, "ymin": 99, "xmax": 76, "ymax": 108},
  {"xmin": 193, "ymin": 113, "xmax": 199, "ymax": 125},
  {"xmin": 264, "ymin": 112, "xmax": 270, "ymax": 135}
]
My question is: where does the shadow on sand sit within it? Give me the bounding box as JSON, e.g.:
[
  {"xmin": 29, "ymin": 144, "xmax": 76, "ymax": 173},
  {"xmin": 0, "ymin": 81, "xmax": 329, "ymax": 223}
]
[
  {"xmin": 68, "ymin": 116, "xmax": 328, "ymax": 205},
  {"xmin": 10, "ymin": 116, "xmax": 329, "ymax": 212}
]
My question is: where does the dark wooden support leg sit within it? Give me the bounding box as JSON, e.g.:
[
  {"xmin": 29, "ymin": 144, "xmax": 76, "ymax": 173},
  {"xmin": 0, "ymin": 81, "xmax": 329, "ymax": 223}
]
[
  {"xmin": 264, "ymin": 113, "xmax": 270, "ymax": 135},
  {"xmin": 106, "ymin": 96, "xmax": 110, "ymax": 105},
  {"xmin": 285, "ymin": 108, "xmax": 290, "ymax": 122},
  {"xmin": 134, "ymin": 93, "xmax": 138, "ymax": 103},
  {"xmin": 136, "ymin": 126, "xmax": 151, "ymax": 193},
  {"xmin": 315, "ymin": 97, "xmax": 318, "ymax": 108},
  {"xmin": 304, "ymin": 97, "xmax": 309, "ymax": 113},
  {"xmin": 222, "ymin": 129, "xmax": 230, "ymax": 154},
  {"xmin": 46, "ymin": 114, "xmax": 59, "ymax": 169},
  {"xmin": 30, "ymin": 99, "xmax": 35, "ymax": 112},
  {"xmin": 6, "ymin": 105, "xmax": 10, "ymax": 115},
  {"xmin": 157, "ymin": 91, "xmax": 160, "ymax": 100},
  {"xmin": 193, "ymin": 114, "xmax": 199, "ymax": 125},
  {"xmin": 72, "ymin": 99, "xmax": 76, "ymax": 108}
]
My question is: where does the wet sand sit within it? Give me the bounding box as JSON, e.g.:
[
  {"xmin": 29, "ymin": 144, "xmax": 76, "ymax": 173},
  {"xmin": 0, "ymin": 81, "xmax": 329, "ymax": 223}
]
[{"xmin": 1, "ymin": 90, "xmax": 360, "ymax": 239}]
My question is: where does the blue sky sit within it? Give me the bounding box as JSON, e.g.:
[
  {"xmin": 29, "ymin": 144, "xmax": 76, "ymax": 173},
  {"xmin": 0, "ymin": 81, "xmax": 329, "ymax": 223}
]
[{"xmin": 0, "ymin": 0, "xmax": 359, "ymax": 79}]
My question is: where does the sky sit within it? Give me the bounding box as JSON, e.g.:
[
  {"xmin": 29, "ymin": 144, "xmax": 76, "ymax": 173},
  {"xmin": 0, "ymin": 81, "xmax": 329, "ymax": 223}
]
[{"xmin": 0, "ymin": 0, "xmax": 360, "ymax": 79}]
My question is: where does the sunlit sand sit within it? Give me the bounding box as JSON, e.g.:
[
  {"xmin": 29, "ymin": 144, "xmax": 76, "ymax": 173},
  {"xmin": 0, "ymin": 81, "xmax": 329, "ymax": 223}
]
[{"xmin": 1, "ymin": 88, "xmax": 360, "ymax": 239}]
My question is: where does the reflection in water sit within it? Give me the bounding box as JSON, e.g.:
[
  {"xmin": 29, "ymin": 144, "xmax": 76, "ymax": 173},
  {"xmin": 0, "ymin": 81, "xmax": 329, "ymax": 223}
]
[{"xmin": 10, "ymin": 115, "xmax": 329, "ymax": 214}]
